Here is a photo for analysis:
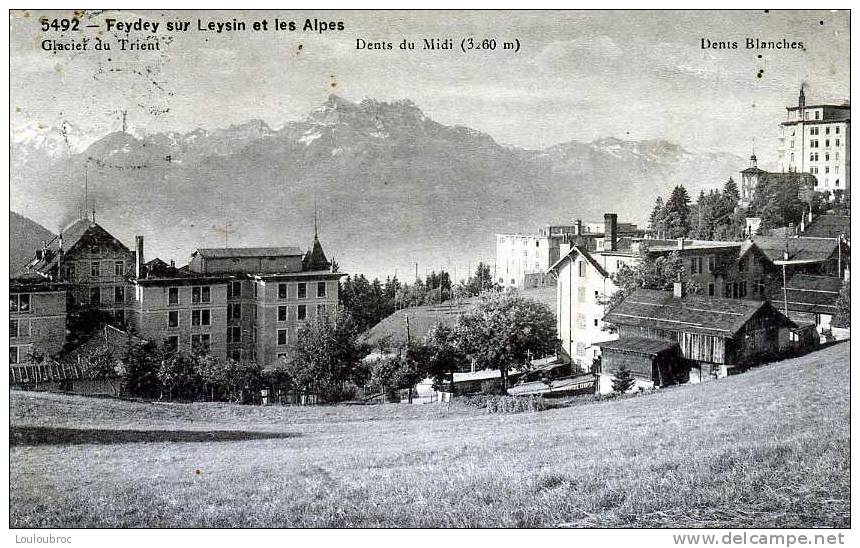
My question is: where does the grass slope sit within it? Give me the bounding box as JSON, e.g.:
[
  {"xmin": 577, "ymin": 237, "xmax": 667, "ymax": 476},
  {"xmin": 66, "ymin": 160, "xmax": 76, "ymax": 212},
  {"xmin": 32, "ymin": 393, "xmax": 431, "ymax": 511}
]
[{"xmin": 9, "ymin": 343, "xmax": 850, "ymax": 528}]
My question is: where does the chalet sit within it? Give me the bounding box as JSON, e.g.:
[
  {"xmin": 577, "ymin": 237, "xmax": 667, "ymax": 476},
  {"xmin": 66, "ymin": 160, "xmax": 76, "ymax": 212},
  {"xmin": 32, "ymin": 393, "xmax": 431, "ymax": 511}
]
[
  {"xmin": 767, "ymin": 273, "xmax": 843, "ymax": 334},
  {"xmin": 599, "ymin": 284, "xmax": 795, "ymax": 389},
  {"xmin": 548, "ymin": 213, "xmax": 778, "ymax": 370},
  {"xmin": 751, "ymin": 234, "xmax": 848, "ymax": 279},
  {"xmin": 9, "ymin": 272, "xmax": 68, "ymax": 365}
]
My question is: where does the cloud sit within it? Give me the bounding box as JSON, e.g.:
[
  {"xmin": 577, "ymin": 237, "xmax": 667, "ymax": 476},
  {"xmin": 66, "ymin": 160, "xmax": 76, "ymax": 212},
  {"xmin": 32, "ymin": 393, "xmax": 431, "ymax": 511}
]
[{"xmin": 534, "ymin": 35, "xmax": 624, "ymax": 73}]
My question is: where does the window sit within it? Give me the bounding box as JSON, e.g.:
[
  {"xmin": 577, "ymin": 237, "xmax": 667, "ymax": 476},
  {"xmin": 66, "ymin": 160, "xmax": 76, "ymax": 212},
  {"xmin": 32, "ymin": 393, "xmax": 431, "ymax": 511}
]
[
  {"xmin": 691, "ymin": 257, "xmax": 703, "ymax": 275},
  {"xmin": 593, "ymin": 319, "xmax": 599, "ymax": 327},
  {"xmin": 191, "ymin": 309, "xmax": 211, "ymax": 326},
  {"xmin": 278, "ymin": 306, "xmax": 287, "ymax": 322},
  {"xmin": 810, "ymin": 127, "xmax": 819, "ymax": 136},
  {"xmin": 578, "ymin": 261, "xmax": 586, "ymax": 277},
  {"xmin": 168, "ymin": 311, "xmax": 179, "ymax": 328},
  {"xmin": 192, "ymin": 286, "xmax": 211, "ymax": 304},
  {"xmin": 10, "ymin": 346, "xmax": 20, "ymax": 364},
  {"xmin": 810, "ymin": 140, "xmax": 819, "ymax": 148},
  {"xmin": 739, "ymin": 281, "xmax": 747, "ymax": 298},
  {"xmin": 825, "ymin": 153, "xmax": 830, "ymax": 162},
  {"xmin": 279, "ymin": 283, "xmax": 288, "ymax": 299},
  {"xmin": 576, "ymin": 313, "xmax": 587, "ymax": 329},
  {"xmin": 825, "ymin": 166, "xmax": 830, "ymax": 174},
  {"xmin": 708, "ymin": 283, "xmax": 715, "ymax": 297},
  {"xmin": 810, "ymin": 152, "xmax": 818, "ymax": 162},
  {"xmin": 825, "ymin": 126, "xmax": 830, "ymax": 135},
  {"xmin": 317, "ymin": 303, "xmax": 327, "ymax": 317},
  {"xmin": 168, "ymin": 287, "xmax": 179, "ymax": 305},
  {"xmin": 724, "ymin": 284, "xmax": 731, "ymax": 298},
  {"xmin": 115, "ymin": 309, "xmax": 125, "ymax": 325},
  {"xmin": 112, "ymin": 261, "xmax": 124, "ymax": 276},
  {"xmin": 228, "ymin": 326, "xmax": 241, "ymax": 344},
  {"xmin": 754, "ymin": 279, "xmax": 765, "ymax": 295},
  {"xmin": 825, "ymin": 139, "xmax": 830, "ymax": 148},
  {"xmin": 115, "ymin": 286, "xmax": 125, "ymax": 304},
  {"xmin": 277, "ymin": 329, "xmax": 287, "ymax": 345},
  {"xmin": 62, "ymin": 264, "xmax": 75, "ymax": 280},
  {"xmin": 815, "ymin": 111, "xmax": 820, "ymax": 120},
  {"xmin": 317, "ymin": 282, "xmax": 327, "ymax": 298},
  {"xmin": 738, "ymin": 257, "xmax": 746, "ymax": 272},
  {"xmin": 228, "ymin": 303, "xmax": 241, "ymax": 321},
  {"xmin": 707, "ymin": 256, "xmax": 715, "ymax": 273},
  {"xmin": 836, "ymin": 139, "xmax": 840, "ymax": 147},
  {"xmin": 229, "ymin": 281, "xmax": 242, "ymax": 298},
  {"xmin": 10, "ymin": 294, "xmax": 31, "ymax": 313},
  {"xmin": 10, "ymin": 319, "xmax": 19, "ymax": 338},
  {"xmin": 836, "ymin": 126, "xmax": 840, "ymax": 134},
  {"xmin": 91, "ymin": 261, "xmax": 101, "ymax": 277},
  {"xmin": 297, "ymin": 283, "xmax": 307, "ymax": 299},
  {"xmin": 90, "ymin": 287, "xmax": 101, "ymax": 305},
  {"xmin": 297, "ymin": 304, "xmax": 307, "ymax": 321},
  {"xmin": 191, "ymin": 333, "xmax": 211, "ymax": 352},
  {"xmin": 165, "ymin": 336, "xmax": 179, "ymax": 352}
]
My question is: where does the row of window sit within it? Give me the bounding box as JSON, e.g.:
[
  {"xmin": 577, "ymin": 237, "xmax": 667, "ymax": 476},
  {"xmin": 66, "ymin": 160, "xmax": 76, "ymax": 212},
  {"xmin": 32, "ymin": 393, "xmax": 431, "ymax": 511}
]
[
  {"xmin": 167, "ymin": 303, "xmax": 328, "ymax": 328},
  {"xmin": 87, "ymin": 286, "xmax": 126, "ymax": 306},
  {"xmin": 808, "ymin": 125, "xmax": 841, "ymax": 136},
  {"xmin": 62, "ymin": 260, "xmax": 126, "ymax": 280},
  {"xmin": 10, "ymin": 294, "xmax": 31, "ymax": 313},
  {"xmin": 163, "ymin": 333, "xmax": 211, "ymax": 353},
  {"xmin": 808, "ymin": 139, "xmax": 841, "ymax": 149},
  {"xmin": 278, "ymin": 281, "xmax": 327, "ymax": 299}
]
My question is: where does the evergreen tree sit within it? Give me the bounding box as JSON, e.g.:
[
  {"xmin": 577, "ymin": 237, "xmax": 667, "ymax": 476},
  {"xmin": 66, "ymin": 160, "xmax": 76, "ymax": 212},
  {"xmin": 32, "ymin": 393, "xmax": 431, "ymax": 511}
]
[
  {"xmin": 611, "ymin": 364, "xmax": 635, "ymax": 394},
  {"xmin": 832, "ymin": 279, "xmax": 850, "ymax": 328},
  {"xmin": 664, "ymin": 185, "xmax": 692, "ymax": 238},
  {"xmin": 648, "ymin": 196, "xmax": 666, "ymax": 238},
  {"xmin": 723, "ymin": 177, "xmax": 740, "ymax": 204}
]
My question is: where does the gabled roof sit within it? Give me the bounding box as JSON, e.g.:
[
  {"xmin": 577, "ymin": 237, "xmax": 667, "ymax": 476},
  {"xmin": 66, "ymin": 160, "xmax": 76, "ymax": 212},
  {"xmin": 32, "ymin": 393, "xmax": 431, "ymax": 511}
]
[
  {"xmin": 24, "ymin": 219, "xmax": 130, "ymax": 277},
  {"xmin": 751, "ymin": 235, "xmax": 840, "ymax": 264},
  {"xmin": 604, "ymin": 288, "xmax": 795, "ymax": 338},
  {"xmin": 802, "ymin": 215, "xmax": 850, "ymax": 239},
  {"xmin": 547, "ymin": 245, "xmax": 609, "ymax": 278},
  {"xmin": 767, "ymin": 274, "xmax": 842, "ymax": 315},
  {"xmin": 193, "ymin": 247, "xmax": 303, "ymax": 259}
]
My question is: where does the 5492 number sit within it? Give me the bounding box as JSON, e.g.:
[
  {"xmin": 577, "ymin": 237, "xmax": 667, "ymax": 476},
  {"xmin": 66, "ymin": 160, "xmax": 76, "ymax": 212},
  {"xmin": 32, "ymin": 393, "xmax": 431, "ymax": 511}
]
[{"xmin": 40, "ymin": 18, "xmax": 80, "ymax": 31}]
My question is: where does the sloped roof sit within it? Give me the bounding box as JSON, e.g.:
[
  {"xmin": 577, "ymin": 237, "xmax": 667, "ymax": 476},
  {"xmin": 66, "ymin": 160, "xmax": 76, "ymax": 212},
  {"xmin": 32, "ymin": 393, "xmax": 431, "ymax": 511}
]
[
  {"xmin": 767, "ymin": 274, "xmax": 842, "ymax": 315},
  {"xmin": 595, "ymin": 337, "xmax": 679, "ymax": 356},
  {"xmin": 751, "ymin": 235, "xmax": 839, "ymax": 263},
  {"xmin": 604, "ymin": 288, "xmax": 794, "ymax": 338},
  {"xmin": 24, "ymin": 219, "xmax": 130, "ymax": 277},
  {"xmin": 802, "ymin": 215, "xmax": 850, "ymax": 239},
  {"xmin": 302, "ymin": 238, "xmax": 331, "ymax": 271},
  {"xmin": 547, "ymin": 245, "xmax": 609, "ymax": 277},
  {"xmin": 363, "ymin": 300, "xmax": 476, "ymax": 349},
  {"xmin": 193, "ymin": 247, "xmax": 303, "ymax": 258}
]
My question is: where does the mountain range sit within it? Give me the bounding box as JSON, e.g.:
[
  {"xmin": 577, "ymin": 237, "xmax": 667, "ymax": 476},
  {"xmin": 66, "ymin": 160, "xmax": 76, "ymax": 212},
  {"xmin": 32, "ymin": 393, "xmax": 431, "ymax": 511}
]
[{"xmin": 10, "ymin": 95, "xmax": 745, "ymax": 279}]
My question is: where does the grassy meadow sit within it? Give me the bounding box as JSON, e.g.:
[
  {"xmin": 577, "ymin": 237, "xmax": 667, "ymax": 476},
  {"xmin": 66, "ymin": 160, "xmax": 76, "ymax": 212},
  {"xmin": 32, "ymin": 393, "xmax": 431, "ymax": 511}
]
[{"xmin": 9, "ymin": 342, "xmax": 850, "ymax": 528}]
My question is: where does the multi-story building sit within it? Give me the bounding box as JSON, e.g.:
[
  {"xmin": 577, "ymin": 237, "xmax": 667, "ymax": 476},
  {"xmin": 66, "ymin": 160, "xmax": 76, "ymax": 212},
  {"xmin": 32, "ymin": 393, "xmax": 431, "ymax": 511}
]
[
  {"xmin": 495, "ymin": 217, "xmax": 641, "ymax": 289},
  {"xmin": 739, "ymin": 154, "xmax": 817, "ymax": 207},
  {"xmin": 128, "ymin": 233, "xmax": 343, "ymax": 366},
  {"xmin": 9, "ymin": 273, "xmax": 68, "ymax": 364},
  {"xmin": 778, "ymin": 86, "xmax": 850, "ymax": 195},
  {"xmin": 548, "ymin": 213, "xmax": 780, "ymax": 368},
  {"xmin": 23, "ymin": 215, "xmax": 136, "ymax": 324}
]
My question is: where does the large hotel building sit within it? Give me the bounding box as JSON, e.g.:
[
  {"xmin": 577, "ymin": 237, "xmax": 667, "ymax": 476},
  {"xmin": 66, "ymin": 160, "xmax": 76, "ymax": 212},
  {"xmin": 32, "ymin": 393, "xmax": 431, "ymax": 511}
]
[{"xmin": 778, "ymin": 87, "xmax": 850, "ymax": 194}]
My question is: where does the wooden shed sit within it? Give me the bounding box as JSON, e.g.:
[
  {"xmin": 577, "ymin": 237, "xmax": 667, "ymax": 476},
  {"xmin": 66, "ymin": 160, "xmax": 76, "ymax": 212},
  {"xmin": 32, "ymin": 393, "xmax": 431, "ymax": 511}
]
[
  {"xmin": 603, "ymin": 288, "xmax": 796, "ymax": 372},
  {"xmin": 595, "ymin": 337, "xmax": 682, "ymax": 387}
]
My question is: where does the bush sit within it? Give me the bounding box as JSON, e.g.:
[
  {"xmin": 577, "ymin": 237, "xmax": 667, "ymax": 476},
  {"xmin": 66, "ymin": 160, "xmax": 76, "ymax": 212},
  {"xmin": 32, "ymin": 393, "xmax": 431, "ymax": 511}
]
[
  {"xmin": 479, "ymin": 380, "xmax": 503, "ymax": 395},
  {"xmin": 612, "ymin": 365, "xmax": 636, "ymax": 394},
  {"xmin": 455, "ymin": 394, "xmax": 546, "ymax": 413},
  {"xmin": 323, "ymin": 382, "xmax": 361, "ymax": 403}
]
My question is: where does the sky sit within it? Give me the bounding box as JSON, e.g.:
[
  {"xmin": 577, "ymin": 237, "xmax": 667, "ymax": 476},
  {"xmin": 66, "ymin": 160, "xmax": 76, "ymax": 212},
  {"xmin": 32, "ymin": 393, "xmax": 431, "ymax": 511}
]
[{"xmin": 10, "ymin": 9, "xmax": 850, "ymax": 164}]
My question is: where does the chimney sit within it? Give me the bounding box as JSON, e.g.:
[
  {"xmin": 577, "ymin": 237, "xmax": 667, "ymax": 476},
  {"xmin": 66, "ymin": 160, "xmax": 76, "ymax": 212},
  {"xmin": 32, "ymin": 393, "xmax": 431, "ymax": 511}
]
[
  {"xmin": 673, "ymin": 280, "xmax": 685, "ymax": 299},
  {"xmin": 574, "ymin": 219, "xmax": 582, "ymax": 236},
  {"xmin": 135, "ymin": 236, "xmax": 144, "ymax": 278},
  {"xmin": 170, "ymin": 259, "xmax": 175, "ymax": 269},
  {"xmin": 603, "ymin": 213, "xmax": 617, "ymax": 252}
]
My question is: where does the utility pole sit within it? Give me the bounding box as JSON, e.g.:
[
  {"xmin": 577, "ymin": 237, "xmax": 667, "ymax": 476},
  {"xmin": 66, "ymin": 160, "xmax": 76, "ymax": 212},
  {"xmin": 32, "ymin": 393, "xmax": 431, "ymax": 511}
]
[{"xmin": 213, "ymin": 222, "xmax": 235, "ymax": 248}]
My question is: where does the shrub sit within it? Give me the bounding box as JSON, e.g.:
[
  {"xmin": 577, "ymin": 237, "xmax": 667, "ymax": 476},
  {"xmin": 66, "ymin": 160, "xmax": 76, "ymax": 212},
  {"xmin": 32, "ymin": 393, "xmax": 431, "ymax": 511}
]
[
  {"xmin": 455, "ymin": 394, "xmax": 546, "ymax": 413},
  {"xmin": 612, "ymin": 365, "xmax": 636, "ymax": 394}
]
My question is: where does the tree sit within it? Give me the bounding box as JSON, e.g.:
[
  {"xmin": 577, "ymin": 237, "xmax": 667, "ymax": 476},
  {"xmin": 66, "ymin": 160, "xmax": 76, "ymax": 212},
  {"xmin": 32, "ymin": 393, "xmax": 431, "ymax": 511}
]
[
  {"xmin": 748, "ymin": 175, "xmax": 807, "ymax": 230},
  {"xmin": 648, "ymin": 196, "xmax": 666, "ymax": 238},
  {"xmin": 723, "ymin": 177, "xmax": 740, "ymax": 204},
  {"xmin": 832, "ymin": 279, "xmax": 850, "ymax": 328},
  {"xmin": 611, "ymin": 365, "xmax": 635, "ymax": 394},
  {"xmin": 158, "ymin": 352, "xmax": 202, "ymax": 401},
  {"xmin": 76, "ymin": 343, "xmax": 121, "ymax": 396},
  {"xmin": 417, "ymin": 322, "xmax": 469, "ymax": 391},
  {"xmin": 284, "ymin": 307, "xmax": 369, "ymax": 401},
  {"xmin": 663, "ymin": 185, "xmax": 692, "ymax": 238},
  {"xmin": 607, "ymin": 249, "xmax": 692, "ymax": 311},
  {"xmin": 122, "ymin": 339, "xmax": 162, "ymax": 399},
  {"xmin": 453, "ymin": 293, "xmax": 557, "ymax": 391}
]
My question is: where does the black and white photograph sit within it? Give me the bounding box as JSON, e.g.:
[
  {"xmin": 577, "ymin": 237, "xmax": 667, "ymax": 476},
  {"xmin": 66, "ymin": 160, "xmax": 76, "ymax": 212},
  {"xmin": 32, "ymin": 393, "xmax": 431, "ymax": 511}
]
[{"xmin": 5, "ymin": 7, "xmax": 853, "ymax": 537}]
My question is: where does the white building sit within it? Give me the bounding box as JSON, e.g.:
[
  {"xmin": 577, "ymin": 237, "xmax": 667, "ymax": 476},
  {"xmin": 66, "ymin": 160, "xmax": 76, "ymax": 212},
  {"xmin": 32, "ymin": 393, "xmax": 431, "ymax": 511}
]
[{"xmin": 778, "ymin": 86, "xmax": 850, "ymax": 195}]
